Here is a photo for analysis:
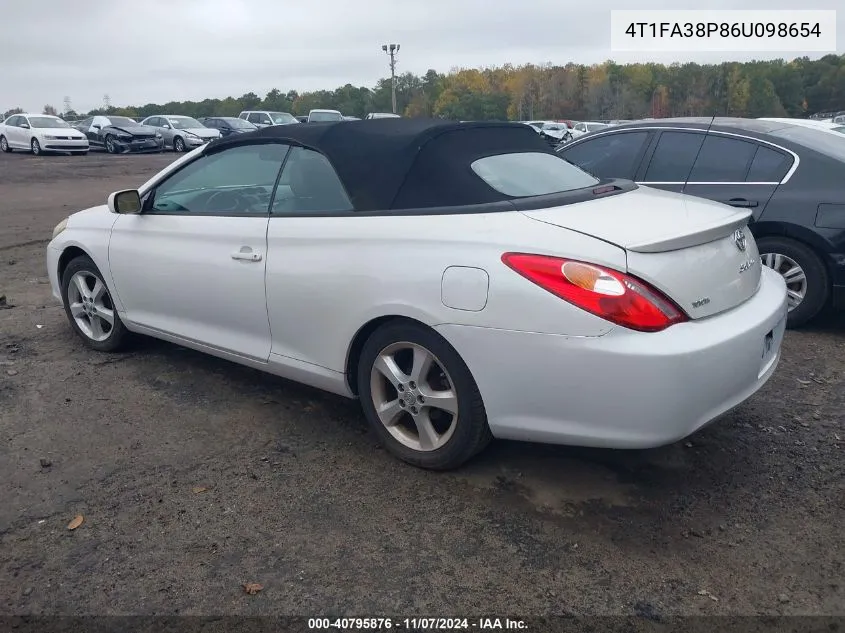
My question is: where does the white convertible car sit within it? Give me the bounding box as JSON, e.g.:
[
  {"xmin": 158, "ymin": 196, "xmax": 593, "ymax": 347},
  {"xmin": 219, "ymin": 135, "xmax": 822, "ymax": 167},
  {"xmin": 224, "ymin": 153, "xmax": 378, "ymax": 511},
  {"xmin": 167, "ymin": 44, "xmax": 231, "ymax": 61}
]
[{"xmin": 46, "ymin": 119, "xmax": 788, "ymax": 469}]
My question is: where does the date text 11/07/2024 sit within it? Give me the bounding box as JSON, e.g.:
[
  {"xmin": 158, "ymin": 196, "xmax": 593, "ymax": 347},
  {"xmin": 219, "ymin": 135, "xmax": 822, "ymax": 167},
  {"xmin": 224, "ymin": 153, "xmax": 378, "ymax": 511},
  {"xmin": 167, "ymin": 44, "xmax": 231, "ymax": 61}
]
[
  {"xmin": 307, "ymin": 617, "xmax": 528, "ymax": 630},
  {"xmin": 624, "ymin": 21, "xmax": 822, "ymax": 38}
]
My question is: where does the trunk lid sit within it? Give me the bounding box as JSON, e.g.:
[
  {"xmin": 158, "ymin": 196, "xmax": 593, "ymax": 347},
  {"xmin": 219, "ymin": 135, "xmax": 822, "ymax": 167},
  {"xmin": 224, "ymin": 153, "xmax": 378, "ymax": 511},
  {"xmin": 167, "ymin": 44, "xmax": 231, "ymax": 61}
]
[{"xmin": 519, "ymin": 186, "xmax": 762, "ymax": 319}]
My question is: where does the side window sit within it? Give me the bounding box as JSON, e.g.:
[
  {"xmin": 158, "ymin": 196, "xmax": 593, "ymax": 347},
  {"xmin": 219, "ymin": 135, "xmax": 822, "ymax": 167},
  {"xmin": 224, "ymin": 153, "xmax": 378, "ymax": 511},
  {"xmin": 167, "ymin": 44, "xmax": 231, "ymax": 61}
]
[
  {"xmin": 575, "ymin": 123, "xmax": 586, "ymax": 132},
  {"xmin": 8, "ymin": 116, "xmax": 20, "ymax": 126},
  {"xmin": 259, "ymin": 114, "xmax": 272, "ymax": 125},
  {"xmin": 272, "ymin": 146, "xmax": 354, "ymax": 215},
  {"xmin": 148, "ymin": 143, "xmax": 289, "ymax": 215},
  {"xmin": 20, "ymin": 117, "xmax": 31, "ymax": 127},
  {"xmin": 561, "ymin": 131, "xmax": 650, "ymax": 180},
  {"xmin": 247, "ymin": 113, "xmax": 261, "ymax": 124},
  {"xmin": 80, "ymin": 117, "xmax": 93, "ymax": 128},
  {"xmin": 144, "ymin": 117, "xmax": 156, "ymax": 127},
  {"xmin": 643, "ymin": 131, "xmax": 702, "ymax": 182},
  {"xmin": 746, "ymin": 145, "xmax": 793, "ymax": 182},
  {"xmin": 688, "ymin": 135, "xmax": 757, "ymax": 182}
]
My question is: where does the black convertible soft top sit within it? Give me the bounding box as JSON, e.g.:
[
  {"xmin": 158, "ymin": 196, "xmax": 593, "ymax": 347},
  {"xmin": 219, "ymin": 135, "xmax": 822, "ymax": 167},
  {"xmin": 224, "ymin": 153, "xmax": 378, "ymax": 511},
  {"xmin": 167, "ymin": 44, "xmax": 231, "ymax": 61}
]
[{"xmin": 208, "ymin": 119, "xmax": 558, "ymax": 211}]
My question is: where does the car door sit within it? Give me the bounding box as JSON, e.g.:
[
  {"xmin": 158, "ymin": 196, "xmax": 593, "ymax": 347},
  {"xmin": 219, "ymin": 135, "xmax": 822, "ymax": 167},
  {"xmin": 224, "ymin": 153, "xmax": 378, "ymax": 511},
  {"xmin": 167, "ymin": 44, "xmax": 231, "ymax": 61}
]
[
  {"xmin": 6, "ymin": 116, "xmax": 24, "ymax": 147},
  {"xmin": 246, "ymin": 113, "xmax": 263, "ymax": 127},
  {"xmin": 264, "ymin": 146, "xmax": 359, "ymax": 371},
  {"xmin": 90, "ymin": 117, "xmax": 109, "ymax": 145},
  {"xmin": 558, "ymin": 130, "xmax": 653, "ymax": 180},
  {"xmin": 639, "ymin": 130, "xmax": 779, "ymax": 218},
  {"xmin": 107, "ymin": 141, "xmax": 290, "ymax": 360}
]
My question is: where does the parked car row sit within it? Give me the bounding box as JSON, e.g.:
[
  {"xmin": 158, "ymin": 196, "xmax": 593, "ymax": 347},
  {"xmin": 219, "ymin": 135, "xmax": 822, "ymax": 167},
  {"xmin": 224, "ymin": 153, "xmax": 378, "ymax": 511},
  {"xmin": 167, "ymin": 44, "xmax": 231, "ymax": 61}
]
[
  {"xmin": 556, "ymin": 117, "xmax": 845, "ymax": 327},
  {"xmin": 1, "ymin": 109, "xmax": 393, "ymax": 157}
]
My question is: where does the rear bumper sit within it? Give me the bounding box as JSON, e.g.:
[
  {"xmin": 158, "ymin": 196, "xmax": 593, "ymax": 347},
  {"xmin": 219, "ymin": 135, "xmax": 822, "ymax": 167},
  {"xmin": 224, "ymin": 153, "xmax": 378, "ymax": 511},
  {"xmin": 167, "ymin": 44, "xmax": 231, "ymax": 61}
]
[{"xmin": 435, "ymin": 266, "xmax": 788, "ymax": 449}]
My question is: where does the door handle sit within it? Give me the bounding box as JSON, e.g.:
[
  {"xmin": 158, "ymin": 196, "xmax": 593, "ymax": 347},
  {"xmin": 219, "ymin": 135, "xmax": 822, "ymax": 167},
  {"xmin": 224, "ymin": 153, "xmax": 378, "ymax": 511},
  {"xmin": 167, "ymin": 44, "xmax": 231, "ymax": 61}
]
[
  {"xmin": 726, "ymin": 198, "xmax": 759, "ymax": 208},
  {"xmin": 231, "ymin": 248, "xmax": 262, "ymax": 262}
]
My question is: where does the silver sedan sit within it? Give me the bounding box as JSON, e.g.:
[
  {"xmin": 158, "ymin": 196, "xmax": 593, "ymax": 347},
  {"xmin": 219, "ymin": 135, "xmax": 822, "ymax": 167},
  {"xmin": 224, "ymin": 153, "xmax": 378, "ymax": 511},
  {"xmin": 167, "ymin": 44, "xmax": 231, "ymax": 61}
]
[{"xmin": 139, "ymin": 115, "xmax": 220, "ymax": 152}]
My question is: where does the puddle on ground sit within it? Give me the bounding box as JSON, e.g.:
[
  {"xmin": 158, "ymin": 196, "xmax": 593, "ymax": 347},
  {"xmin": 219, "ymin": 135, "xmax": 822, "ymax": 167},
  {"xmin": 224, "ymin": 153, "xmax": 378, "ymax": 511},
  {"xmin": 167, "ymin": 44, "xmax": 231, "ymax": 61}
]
[{"xmin": 458, "ymin": 452, "xmax": 638, "ymax": 514}]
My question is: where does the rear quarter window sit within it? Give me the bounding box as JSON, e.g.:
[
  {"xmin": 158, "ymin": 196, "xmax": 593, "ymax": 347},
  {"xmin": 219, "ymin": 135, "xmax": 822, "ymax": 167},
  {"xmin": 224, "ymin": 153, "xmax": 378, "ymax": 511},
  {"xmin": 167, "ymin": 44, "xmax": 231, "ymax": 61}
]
[
  {"xmin": 471, "ymin": 152, "xmax": 599, "ymax": 197},
  {"xmin": 746, "ymin": 145, "xmax": 793, "ymax": 182}
]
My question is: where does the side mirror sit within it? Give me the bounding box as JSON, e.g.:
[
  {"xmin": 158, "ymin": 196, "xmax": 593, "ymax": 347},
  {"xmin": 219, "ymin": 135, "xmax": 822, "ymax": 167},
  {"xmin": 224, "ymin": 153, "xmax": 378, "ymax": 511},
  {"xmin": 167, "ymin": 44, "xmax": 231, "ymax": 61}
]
[
  {"xmin": 162, "ymin": 124, "xmax": 171, "ymax": 129},
  {"xmin": 20, "ymin": 123, "xmax": 30, "ymax": 129},
  {"xmin": 108, "ymin": 189, "xmax": 142, "ymax": 214},
  {"xmin": 92, "ymin": 124, "xmax": 101, "ymax": 129}
]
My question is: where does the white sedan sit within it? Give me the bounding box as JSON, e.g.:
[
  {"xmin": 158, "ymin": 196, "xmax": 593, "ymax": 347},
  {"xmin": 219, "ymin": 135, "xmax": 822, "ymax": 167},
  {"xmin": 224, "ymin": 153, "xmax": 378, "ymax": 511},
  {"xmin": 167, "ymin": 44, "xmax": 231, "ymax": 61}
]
[
  {"xmin": 46, "ymin": 120, "xmax": 788, "ymax": 470},
  {"xmin": 0, "ymin": 113, "xmax": 89, "ymax": 155}
]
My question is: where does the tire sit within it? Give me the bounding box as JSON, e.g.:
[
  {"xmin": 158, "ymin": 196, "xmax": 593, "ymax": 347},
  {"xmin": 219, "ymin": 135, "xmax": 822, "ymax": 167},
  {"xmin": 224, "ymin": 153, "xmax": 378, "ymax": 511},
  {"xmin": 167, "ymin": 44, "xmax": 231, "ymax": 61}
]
[
  {"xmin": 173, "ymin": 136, "xmax": 185, "ymax": 153},
  {"xmin": 61, "ymin": 255, "xmax": 130, "ymax": 352},
  {"xmin": 105, "ymin": 135, "xmax": 118, "ymax": 154},
  {"xmin": 357, "ymin": 320, "xmax": 492, "ymax": 470},
  {"xmin": 757, "ymin": 236, "xmax": 829, "ymax": 328},
  {"xmin": 31, "ymin": 138, "xmax": 42, "ymax": 155},
  {"xmin": 0, "ymin": 135, "xmax": 11, "ymax": 152}
]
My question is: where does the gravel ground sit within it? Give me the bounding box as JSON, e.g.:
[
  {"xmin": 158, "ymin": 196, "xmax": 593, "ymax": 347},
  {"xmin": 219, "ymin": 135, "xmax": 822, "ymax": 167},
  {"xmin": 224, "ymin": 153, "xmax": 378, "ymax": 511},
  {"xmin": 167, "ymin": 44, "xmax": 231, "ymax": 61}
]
[{"xmin": 0, "ymin": 150, "xmax": 843, "ymax": 617}]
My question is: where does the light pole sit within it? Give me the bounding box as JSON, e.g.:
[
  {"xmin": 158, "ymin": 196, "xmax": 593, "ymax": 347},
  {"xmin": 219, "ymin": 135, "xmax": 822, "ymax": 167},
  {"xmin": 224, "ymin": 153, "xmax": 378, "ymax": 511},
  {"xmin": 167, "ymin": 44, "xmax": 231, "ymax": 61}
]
[{"xmin": 381, "ymin": 43, "xmax": 400, "ymax": 114}]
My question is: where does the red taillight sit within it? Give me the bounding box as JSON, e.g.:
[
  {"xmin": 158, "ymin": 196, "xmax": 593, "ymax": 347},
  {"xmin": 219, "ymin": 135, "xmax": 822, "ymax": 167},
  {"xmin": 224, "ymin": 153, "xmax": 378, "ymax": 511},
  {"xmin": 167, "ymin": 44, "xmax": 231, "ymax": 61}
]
[{"xmin": 501, "ymin": 253, "xmax": 689, "ymax": 332}]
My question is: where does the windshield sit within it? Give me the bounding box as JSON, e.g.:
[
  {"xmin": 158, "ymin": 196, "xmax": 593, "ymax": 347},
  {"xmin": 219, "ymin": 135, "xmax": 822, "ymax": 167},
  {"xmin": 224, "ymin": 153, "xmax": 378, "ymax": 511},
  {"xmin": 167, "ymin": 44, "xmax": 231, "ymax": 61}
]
[
  {"xmin": 471, "ymin": 152, "xmax": 600, "ymax": 197},
  {"xmin": 769, "ymin": 126, "xmax": 845, "ymax": 162},
  {"xmin": 28, "ymin": 116, "xmax": 70, "ymax": 129},
  {"xmin": 225, "ymin": 118, "xmax": 257, "ymax": 129},
  {"xmin": 107, "ymin": 116, "xmax": 139, "ymax": 127},
  {"xmin": 168, "ymin": 116, "xmax": 204, "ymax": 130},
  {"xmin": 586, "ymin": 123, "xmax": 610, "ymax": 132},
  {"xmin": 309, "ymin": 111, "xmax": 343, "ymax": 122},
  {"xmin": 269, "ymin": 112, "xmax": 298, "ymax": 124}
]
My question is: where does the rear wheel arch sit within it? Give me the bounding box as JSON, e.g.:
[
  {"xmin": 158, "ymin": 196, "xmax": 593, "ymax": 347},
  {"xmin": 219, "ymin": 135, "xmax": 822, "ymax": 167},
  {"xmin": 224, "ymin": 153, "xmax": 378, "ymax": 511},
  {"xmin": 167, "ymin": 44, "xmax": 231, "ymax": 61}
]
[
  {"xmin": 345, "ymin": 315, "xmax": 436, "ymax": 395},
  {"xmin": 751, "ymin": 220, "xmax": 836, "ymax": 278}
]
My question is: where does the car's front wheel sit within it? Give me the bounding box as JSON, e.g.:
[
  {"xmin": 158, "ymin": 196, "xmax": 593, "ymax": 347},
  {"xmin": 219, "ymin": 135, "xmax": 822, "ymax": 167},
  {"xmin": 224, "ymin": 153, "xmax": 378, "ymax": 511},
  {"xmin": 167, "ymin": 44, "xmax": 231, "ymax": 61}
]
[
  {"xmin": 357, "ymin": 321, "xmax": 492, "ymax": 470},
  {"xmin": 0, "ymin": 135, "xmax": 11, "ymax": 152},
  {"xmin": 757, "ymin": 236, "xmax": 829, "ymax": 328},
  {"xmin": 105, "ymin": 135, "xmax": 119, "ymax": 154},
  {"xmin": 173, "ymin": 136, "xmax": 185, "ymax": 152},
  {"xmin": 31, "ymin": 138, "xmax": 42, "ymax": 155},
  {"xmin": 61, "ymin": 255, "xmax": 130, "ymax": 352}
]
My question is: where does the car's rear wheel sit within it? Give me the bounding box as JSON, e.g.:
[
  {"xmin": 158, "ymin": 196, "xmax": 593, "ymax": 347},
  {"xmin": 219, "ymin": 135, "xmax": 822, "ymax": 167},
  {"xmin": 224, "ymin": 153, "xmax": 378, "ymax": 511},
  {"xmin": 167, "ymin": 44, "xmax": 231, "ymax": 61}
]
[
  {"xmin": 0, "ymin": 136, "xmax": 11, "ymax": 152},
  {"xmin": 173, "ymin": 136, "xmax": 185, "ymax": 152},
  {"xmin": 105, "ymin": 135, "xmax": 118, "ymax": 154},
  {"xmin": 30, "ymin": 138, "xmax": 42, "ymax": 155},
  {"xmin": 61, "ymin": 255, "xmax": 130, "ymax": 352},
  {"xmin": 757, "ymin": 236, "xmax": 829, "ymax": 328},
  {"xmin": 357, "ymin": 321, "xmax": 492, "ymax": 470}
]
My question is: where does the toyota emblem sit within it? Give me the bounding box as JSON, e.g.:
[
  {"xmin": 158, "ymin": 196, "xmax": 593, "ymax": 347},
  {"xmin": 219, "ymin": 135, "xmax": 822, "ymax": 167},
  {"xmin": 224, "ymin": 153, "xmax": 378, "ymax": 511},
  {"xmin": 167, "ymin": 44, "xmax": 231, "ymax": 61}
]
[{"xmin": 733, "ymin": 228, "xmax": 747, "ymax": 252}]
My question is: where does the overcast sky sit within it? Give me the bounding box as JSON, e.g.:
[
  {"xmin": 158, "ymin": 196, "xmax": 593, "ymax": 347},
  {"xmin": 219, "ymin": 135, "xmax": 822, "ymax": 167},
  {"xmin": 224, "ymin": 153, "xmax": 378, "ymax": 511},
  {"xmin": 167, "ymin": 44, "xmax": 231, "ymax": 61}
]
[{"xmin": 1, "ymin": 0, "xmax": 841, "ymax": 113}]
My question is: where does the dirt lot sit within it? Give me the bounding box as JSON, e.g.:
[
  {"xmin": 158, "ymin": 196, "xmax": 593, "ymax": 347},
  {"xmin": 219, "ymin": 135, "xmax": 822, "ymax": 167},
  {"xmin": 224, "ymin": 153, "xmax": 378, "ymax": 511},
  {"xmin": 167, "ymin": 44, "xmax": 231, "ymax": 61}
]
[{"xmin": 0, "ymin": 150, "xmax": 843, "ymax": 617}]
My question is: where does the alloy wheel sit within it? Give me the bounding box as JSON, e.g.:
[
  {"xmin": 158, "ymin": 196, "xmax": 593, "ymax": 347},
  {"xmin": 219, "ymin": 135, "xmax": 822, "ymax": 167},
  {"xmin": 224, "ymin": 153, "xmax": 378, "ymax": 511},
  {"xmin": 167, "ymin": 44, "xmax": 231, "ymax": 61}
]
[
  {"xmin": 762, "ymin": 252, "xmax": 807, "ymax": 311},
  {"xmin": 174, "ymin": 137, "xmax": 185, "ymax": 152},
  {"xmin": 369, "ymin": 341, "xmax": 459, "ymax": 452},
  {"xmin": 31, "ymin": 139, "xmax": 41, "ymax": 155},
  {"xmin": 0, "ymin": 136, "xmax": 8, "ymax": 152},
  {"xmin": 66, "ymin": 271, "xmax": 115, "ymax": 342}
]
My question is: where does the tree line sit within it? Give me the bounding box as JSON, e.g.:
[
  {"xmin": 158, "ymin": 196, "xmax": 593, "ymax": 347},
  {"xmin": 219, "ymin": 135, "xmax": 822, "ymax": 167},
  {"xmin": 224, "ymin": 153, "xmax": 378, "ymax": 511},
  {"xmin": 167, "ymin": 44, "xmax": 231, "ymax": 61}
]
[{"xmin": 5, "ymin": 55, "xmax": 844, "ymax": 123}]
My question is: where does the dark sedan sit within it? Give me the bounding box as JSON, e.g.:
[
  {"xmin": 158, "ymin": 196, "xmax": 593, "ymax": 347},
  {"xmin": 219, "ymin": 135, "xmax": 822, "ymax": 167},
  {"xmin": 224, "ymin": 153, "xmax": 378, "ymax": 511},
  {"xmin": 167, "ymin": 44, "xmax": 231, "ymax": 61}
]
[
  {"xmin": 557, "ymin": 117, "xmax": 845, "ymax": 327},
  {"xmin": 73, "ymin": 115, "xmax": 164, "ymax": 153},
  {"xmin": 198, "ymin": 117, "xmax": 258, "ymax": 137}
]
